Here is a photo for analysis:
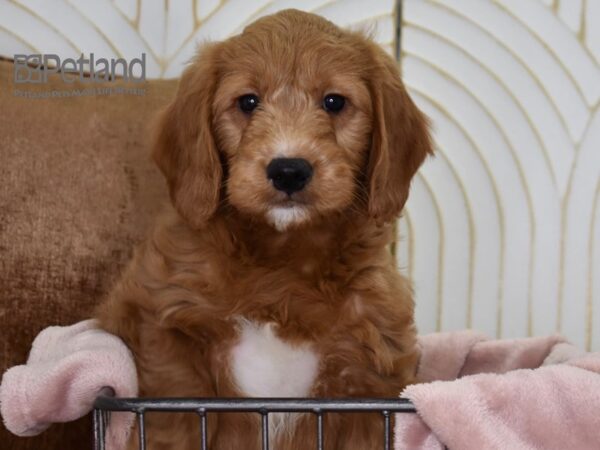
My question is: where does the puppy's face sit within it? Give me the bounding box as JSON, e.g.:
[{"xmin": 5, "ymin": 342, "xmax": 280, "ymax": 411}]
[
  {"xmin": 216, "ymin": 27, "xmax": 374, "ymax": 231},
  {"xmin": 154, "ymin": 10, "xmax": 431, "ymax": 231}
]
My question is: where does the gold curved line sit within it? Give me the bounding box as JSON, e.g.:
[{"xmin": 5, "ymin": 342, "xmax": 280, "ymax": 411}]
[
  {"xmin": 556, "ymin": 110, "xmax": 595, "ymax": 332},
  {"xmin": 528, "ymin": 246, "xmax": 535, "ymax": 336},
  {"xmin": 160, "ymin": 0, "xmax": 196, "ymax": 72},
  {"xmin": 557, "ymin": 112, "xmax": 597, "ymax": 332},
  {"xmin": 437, "ymin": 145, "xmax": 476, "ymax": 329},
  {"xmin": 135, "ymin": 0, "xmax": 140, "ymax": 28},
  {"xmin": 487, "ymin": 0, "xmax": 597, "ymax": 107},
  {"xmin": 427, "ymin": 0, "xmax": 590, "ymax": 138},
  {"xmin": 587, "ymin": 180, "xmax": 600, "ymax": 350},
  {"xmin": 111, "ymin": 0, "xmax": 137, "ymax": 26},
  {"xmin": 10, "ymin": 1, "xmax": 82, "ymax": 55},
  {"xmin": 411, "ymin": 172, "xmax": 445, "ymax": 332},
  {"xmin": 406, "ymin": 53, "xmax": 537, "ymax": 339},
  {"xmin": 554, "ymin": 0, "xmax": 583, "ymax": 36},
  {"xmin": 557, "ymin": 170, "xmax": 574, "ymax": 333},
  {"xmin": 192, "ymin": 0, "xmax": 198, "ymax": 27},
  {"xmin": 165, "ymin": 0, "xmax": 234, "ymax": 68},
  {"xmin": 0, "ymin": 24, "xmax": 39, "ymax": 53},
  {"xmin": 495, "ymin": 1, "xmax": 597, "ymax": 106},
  {"xmin": 578, "ymin": 0, "xmax": 587, "ymax": 42},
  {"xmin": 112, "ymin": 0, "xmax": 161, "ymax": 64},
  {"xmin": 582, "ymin": 0, "xmax": 600, "ymax": 67},
  {"xmin": 404, "ymin": 21, "xmax": 562, "ymax": 192},
  {"xmin": 195, "ymin": 0, "xmax": 225, "ymax": 26},
  {"xmin": 410, "ymin": 87, "xmax": 505, "ymax": 334},
  {"xmin": 403, "ymin": 107, "xmax": 476, "ymax": 329},
  {"xmin": 65, "ymin": 0, "xmax": 124, "ymax": 58}
]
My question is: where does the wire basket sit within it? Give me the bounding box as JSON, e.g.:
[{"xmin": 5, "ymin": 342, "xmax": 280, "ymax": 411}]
[{"xmin": 93, "ymin": 396, "xmax": 416, "ymax": 450}]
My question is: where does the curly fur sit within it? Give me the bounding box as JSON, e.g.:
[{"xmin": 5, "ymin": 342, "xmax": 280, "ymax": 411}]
[{"xmin": 96, "ymin": 9, "xmax": 432, "ymax": 449}]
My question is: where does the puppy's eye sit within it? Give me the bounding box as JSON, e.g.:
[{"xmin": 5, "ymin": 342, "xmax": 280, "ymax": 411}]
[
  {"xmin": 323, "ymin": 94, "xmax": 346, "ymax": 113},
  {"xmin": 238, "ymin": 94, "xmax": 260, "ymax": 113}
]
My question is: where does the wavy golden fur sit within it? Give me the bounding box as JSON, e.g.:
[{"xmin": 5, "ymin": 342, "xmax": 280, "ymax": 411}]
[{"xmin": 96, "ymin": 9, "xmax": 432, "ymax": 449}]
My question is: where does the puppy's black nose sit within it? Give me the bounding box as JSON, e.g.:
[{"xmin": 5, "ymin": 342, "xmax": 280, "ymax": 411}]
[{"xmin": 266, "ymin": 158, "xmax": 313, "ymax": 195}]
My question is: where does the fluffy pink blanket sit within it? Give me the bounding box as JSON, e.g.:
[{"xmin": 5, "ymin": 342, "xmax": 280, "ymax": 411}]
[
  {"xmin": 1, "ymin": 322, "xmax": 599, "ymax": 449},
  {"xmin": 397, "ymin": 331, "xmax": 600, "ymax": 449},
  {"xmin": 0, "ymin": 320, "xmax": 137, "ymax": 449}
]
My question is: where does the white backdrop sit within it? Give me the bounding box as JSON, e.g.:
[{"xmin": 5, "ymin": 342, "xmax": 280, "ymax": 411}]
[{"xmin": 1, "ymin": 0, "xmax": 599, "ymax": 350}]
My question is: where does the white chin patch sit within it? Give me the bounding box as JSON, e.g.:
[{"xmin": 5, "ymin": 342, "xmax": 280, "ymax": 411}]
[{"xmin": 266, "ymin": 206, "xmax": 309, "ymax": 232}]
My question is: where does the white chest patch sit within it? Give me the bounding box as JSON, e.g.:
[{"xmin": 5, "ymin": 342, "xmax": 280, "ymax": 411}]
[{"xmin": 230, "ymin": 320, "xmax": 319, "ymax": 398}]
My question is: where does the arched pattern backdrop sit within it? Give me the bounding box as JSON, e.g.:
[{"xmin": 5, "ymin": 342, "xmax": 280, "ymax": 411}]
[
  {"xmin": 0, "ymin": 0, "xmax": 598, "ymax": 349},
  {"xmin": 399, "ymin": 0, "xmax": 600, "ymax": 351},
  {"xmin": 0, "ymin": 0, "xmax": 398, "ymax": 76}
]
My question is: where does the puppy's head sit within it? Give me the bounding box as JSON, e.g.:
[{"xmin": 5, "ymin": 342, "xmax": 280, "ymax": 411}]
[{"xmin": 154, "ymin": 9, "xmax": 432, "ymax": 231}]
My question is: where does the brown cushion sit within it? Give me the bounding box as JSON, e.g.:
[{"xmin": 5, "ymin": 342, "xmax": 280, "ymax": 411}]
[{"xmin": 0, "ymin": 58, "xmax": 176, "ymax": 449}]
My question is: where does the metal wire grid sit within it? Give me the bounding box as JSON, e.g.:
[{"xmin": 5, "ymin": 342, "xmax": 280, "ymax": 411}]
[{"xmin": 93, "ymin": 396, "xmax": 416, "ymax": 450}]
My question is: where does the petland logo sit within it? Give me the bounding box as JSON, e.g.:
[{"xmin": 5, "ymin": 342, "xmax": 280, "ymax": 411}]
[{"xmin": 14, "ymin": 53, "xmax": 146, "ymax": 84}]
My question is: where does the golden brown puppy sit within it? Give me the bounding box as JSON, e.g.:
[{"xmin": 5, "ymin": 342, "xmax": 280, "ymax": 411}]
[{"xmin": 97, "ymin": 9, "xmax": 432, "ymax": 450}]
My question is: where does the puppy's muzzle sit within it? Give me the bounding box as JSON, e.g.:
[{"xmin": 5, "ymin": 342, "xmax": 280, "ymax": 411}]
[{"xmin": 266, "ymin": 158, "xmax": 313, "ymax": 195}]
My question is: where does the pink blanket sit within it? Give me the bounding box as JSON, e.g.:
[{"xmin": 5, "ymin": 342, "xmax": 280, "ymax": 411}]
[
  {"xmin": 1, "ymin": 322, "xmax": 599, "ymax": 449},
  {"xmin": 396, "ymin": 331, "xmax": 600, "ymax": 449},
  {"xmin": 0, "ymin": 320, "xmax": 137, "ymax": 449}
]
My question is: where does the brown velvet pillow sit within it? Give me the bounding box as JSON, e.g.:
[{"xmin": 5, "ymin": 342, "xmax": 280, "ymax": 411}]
[{"xmin": 0, "ymin": 58, "xmax": 176, "ymax": 450}]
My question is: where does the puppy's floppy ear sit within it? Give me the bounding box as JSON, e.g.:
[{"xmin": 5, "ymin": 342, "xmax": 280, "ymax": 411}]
[
  {"xmin": 367, "ymin": 46, "xmax": 433, "ymax": 223},
  {"xmin": 153, "ymin": 43, "xmax": 223, "ymax": 228}
]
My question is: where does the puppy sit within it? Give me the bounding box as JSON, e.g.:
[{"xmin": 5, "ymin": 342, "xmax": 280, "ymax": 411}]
[{"xmin": 97, "ymin": 9, "xmax": 432, "ymax": 450}]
